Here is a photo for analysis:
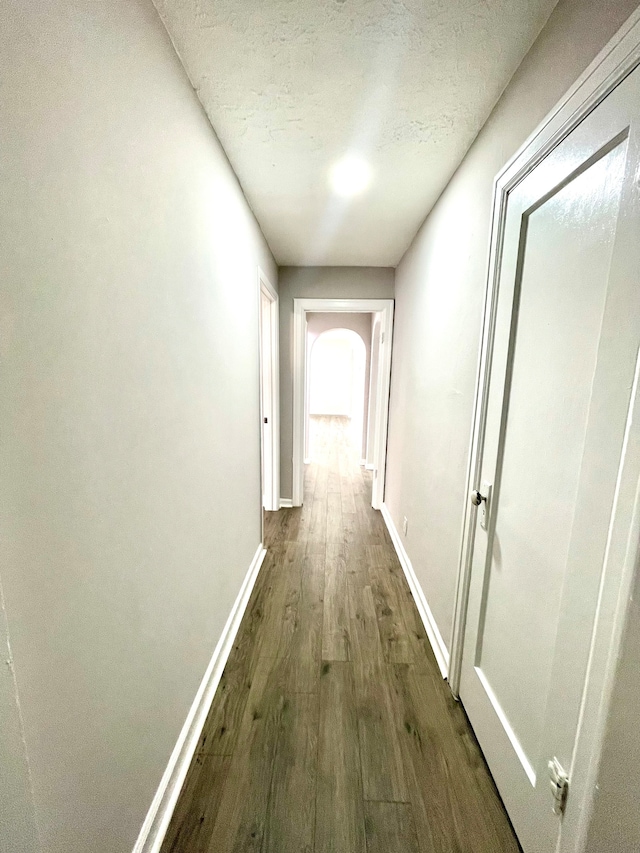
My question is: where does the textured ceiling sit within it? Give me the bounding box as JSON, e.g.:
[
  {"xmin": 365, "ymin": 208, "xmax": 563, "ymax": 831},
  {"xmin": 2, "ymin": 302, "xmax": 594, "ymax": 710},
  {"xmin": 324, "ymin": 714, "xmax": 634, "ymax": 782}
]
[{"xmin": 155, "ymin": 0, "xmax": 557, "ymax": 266}]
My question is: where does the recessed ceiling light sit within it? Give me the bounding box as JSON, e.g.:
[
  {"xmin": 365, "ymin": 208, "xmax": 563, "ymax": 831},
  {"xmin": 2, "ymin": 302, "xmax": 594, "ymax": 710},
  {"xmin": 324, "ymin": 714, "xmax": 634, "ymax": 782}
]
[{"xmin": 329, "ymin": 156, "xmax": 372, "ymax": 197}]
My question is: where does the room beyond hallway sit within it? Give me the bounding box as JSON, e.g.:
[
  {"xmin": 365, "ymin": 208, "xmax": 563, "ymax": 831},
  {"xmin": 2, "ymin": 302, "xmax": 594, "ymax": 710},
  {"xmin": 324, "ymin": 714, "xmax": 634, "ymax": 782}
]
[
  {"xmin": 307, "ymin": 321, "xmax": 371, "ymax": 471},
  {"xmin": 161, "ymin": 417, "xmax": 521, "ymax": 853},
  {"xmin": 308, "ymin": 413, "xmax": 370, "ymax": 501}
]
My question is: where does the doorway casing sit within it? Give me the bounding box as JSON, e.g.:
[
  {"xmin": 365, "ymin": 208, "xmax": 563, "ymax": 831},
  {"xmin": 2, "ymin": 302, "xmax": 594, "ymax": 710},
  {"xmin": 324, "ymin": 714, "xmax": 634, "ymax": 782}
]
[{"xmin": 292, "ymin": 298, "xmax": 394, "ymax": 510}]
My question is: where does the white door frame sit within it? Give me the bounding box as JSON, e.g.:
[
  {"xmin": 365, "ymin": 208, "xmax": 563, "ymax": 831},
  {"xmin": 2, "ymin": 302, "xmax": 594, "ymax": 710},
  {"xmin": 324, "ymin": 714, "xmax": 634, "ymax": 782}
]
[
  {"xmin": 292, "ymin": 298, "xmax": 394, "ymax": 510},
  {"xmin": 449, "ymin": 9, "xmax": 640, "ymax": 852},
  {"xmin": 258, "ymin": 268, "xmax": 280, "ymax": 513}
]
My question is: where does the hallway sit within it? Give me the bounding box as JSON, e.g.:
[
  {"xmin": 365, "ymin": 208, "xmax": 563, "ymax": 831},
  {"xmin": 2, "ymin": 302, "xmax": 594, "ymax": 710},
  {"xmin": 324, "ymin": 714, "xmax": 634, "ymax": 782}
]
[{"xmin": 161, "ymin": 416, "xmax": 520, "ymax": 853}]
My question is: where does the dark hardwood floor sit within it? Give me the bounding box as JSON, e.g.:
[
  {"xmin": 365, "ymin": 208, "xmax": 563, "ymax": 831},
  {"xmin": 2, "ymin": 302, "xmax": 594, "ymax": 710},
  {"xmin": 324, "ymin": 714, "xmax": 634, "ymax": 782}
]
[{"xmin": 161, "ymin": 416, "xmax": 521, "ymax": 853}]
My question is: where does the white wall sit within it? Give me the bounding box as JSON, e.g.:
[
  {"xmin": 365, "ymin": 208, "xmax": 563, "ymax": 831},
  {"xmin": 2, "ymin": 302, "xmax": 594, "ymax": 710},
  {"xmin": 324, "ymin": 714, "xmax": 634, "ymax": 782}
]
[
  {"xmin": 384, "ymin": 0, "xmax": 640, "ymax": 661},
  {"xmin": 0, "ymin": 2, "xmax": 276, "ymax": 852},
  {"xmin": 0, "ymin": 579, "xmax": 39, "ymax": 853},
  {"xmin": 279, "ymin": 267, "xmax": 394, "ymax": 500}
]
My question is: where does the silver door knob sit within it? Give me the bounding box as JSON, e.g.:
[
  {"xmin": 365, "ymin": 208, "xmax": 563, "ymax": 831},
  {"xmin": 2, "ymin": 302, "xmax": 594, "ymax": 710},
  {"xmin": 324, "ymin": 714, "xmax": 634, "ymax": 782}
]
[{"xmin": 471, "ymin": 489, "xmax": 486, "ymax": 506}]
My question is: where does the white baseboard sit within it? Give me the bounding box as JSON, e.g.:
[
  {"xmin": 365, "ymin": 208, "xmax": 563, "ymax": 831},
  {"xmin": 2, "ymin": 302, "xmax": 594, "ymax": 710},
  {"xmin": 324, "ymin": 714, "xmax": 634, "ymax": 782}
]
[
  {"xmin": 133, "ymin": 543, "xmax": 267, "ymax": 853},
  {"xmin": 380, "ymin": 503, "xmax": 450, "ymax": 679},
  {"xmin": 279, "ymin": 498, "xmax": 293, "ymax": 508}
]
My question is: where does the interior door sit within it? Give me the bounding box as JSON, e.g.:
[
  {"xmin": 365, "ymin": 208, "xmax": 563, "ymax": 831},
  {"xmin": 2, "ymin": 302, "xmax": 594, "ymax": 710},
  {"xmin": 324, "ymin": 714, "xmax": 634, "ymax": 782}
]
[
  {"xmin": 260, "ymin": 290, "xmax": 273, "ymax": 510},
  {"xmin": 460, "ymin": 67, "xmax": 640, "ymax": 853}
]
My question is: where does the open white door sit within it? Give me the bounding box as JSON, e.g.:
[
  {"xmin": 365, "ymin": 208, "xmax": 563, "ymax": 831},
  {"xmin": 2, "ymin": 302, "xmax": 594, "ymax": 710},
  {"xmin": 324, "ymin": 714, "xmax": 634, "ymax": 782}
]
[
  {"xmin": 258, "ymin": 270, "xmax": 279, "ymax": 513},
  {"xmin": 459, "ymin": 65, "xmax": 640, "ymax": 853},
  {"xmin": 365, "ymin": 316, "xmax": 382, "ymax": 470}
]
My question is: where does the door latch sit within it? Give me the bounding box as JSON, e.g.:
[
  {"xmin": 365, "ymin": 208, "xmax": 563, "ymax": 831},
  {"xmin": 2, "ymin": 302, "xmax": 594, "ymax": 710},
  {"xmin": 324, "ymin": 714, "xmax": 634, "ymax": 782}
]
[
  {"xmin": 470, "ymin": 482, "xmax": 492, "ymax": 531},
  {"xmin": 548, "ymin": 757, "xmax": 569, "ymax": 816}
]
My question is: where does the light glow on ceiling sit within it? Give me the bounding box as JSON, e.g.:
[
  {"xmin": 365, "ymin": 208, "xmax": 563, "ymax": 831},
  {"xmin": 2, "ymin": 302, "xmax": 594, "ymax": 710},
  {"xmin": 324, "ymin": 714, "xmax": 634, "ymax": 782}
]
[{"xmin": 329, "ymin": 156, "xmax": 372, "ymax": 197}]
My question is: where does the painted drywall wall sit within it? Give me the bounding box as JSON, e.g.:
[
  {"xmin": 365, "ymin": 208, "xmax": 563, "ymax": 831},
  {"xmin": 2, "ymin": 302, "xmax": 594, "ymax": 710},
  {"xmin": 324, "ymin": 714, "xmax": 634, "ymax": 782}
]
[
  {"xmin": 0, "ymin": 2, "xmax": 276, "ymax": 852},
  {"xmin": 279, "ymin": 267, "xmax": 394, "ymax": 501},
  {"xmin": 385, "ymin": 0, "xmax": 640, "ymax": 657},
  {"xmin": 307, "ymin": 313, "xmax": 373, "ymax": 459},
  {"xmin": 0, "ymin": 580, "xmax": 39, "ymax": 853}
]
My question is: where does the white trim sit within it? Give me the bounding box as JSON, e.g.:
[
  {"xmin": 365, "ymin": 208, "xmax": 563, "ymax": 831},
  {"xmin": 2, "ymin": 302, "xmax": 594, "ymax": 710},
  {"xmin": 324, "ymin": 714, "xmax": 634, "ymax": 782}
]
[
  {"xmin": 258, "ymin": 269, "xmax": 280, "ymax": 515},
  {"xmin": 381, "ymin": 503, "xmax": 450, "ymax": 679},
  {"xmin": 292, "ymin": 298, "xmax": 394, "ymax": 510},
  {"xmin": 133, "ymin": 543, "xmax": 267, "ymax": 853},
  {"xmin": 449, "ymin": 6, "xmax": 640, "ymax": 699},
  {"xmin": 564, "ymin": 342, "xmax": 640, "ymax": 853},
  {"xmin": 258, "ymin": 270, "xmax": 278, "ymax": 302},
  {"xmin": 279, "ymin": 498, "xmax": 293, "ymax": 509},
  {"xmin": 475, "ymin": 667, "xmax": 537, "ymax": 787}
]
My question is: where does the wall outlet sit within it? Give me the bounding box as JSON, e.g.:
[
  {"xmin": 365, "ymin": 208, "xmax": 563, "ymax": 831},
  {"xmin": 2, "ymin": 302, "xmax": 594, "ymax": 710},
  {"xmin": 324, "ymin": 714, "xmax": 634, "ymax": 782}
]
[{"xmin": 402, "ymin": 516, "xmax": 408, "ymax": 536}]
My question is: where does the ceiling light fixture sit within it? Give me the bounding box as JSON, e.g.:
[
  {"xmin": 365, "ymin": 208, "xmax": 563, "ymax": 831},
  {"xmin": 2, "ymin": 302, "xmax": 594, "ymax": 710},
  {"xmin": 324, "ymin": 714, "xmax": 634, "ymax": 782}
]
[{"xmin": 329, "ymin": 156, "xmax": 372, "ymax": 197}]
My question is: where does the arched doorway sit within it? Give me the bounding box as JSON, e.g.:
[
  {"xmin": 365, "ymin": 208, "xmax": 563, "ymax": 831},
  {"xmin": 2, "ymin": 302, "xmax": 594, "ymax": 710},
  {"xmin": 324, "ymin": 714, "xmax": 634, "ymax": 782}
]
[
  {"xmin": 307, "ymin": 328, "xmax": 367, "ymax": 462},
  {"xmin": 292, "ymin": 298, "xmax": 394, "ymax": 510}
]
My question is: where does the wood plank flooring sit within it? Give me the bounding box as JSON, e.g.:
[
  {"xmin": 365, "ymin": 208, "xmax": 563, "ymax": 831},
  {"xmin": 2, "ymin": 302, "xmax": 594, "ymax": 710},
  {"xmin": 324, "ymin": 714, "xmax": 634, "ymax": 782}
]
[{"xmin": 161, "ymin": 416, "xmax": 521, "ymax": 853}]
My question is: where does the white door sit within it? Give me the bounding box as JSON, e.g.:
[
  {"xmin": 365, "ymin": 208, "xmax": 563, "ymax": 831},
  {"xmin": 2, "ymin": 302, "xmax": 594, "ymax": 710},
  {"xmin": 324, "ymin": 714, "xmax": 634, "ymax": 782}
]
[
  {"xmin": 461, "ymin": 67, "xmax": 640, "ymax": 852},
  {"xmin": 259, "ymin": 278, "xmax": 280, "ymax": 514},
  {"xmin": 260, "ymin": 290, "xmax": 273, "ymax": 510},
  {"xmin": 366, "ymin": 316, "xmax": 381, "ymax": 469}
]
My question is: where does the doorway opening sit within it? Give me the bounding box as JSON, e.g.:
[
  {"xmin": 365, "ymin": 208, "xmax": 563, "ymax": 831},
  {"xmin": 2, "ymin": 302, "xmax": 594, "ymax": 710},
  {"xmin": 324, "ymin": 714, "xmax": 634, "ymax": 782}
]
[
  {"xmin": 292, "ymin": 298, "xmax": 394, "ymax": 510},
  {"xmin": 308, "ymin": 326, "xmax": 367, "ymax": 459},
  {"xmin": 306, "ymin": 325, "xmax": 369, "ymax": 502},
  {"xmin": 258, "ymin": 269, "xmax": 280, "ymax": 526}
]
